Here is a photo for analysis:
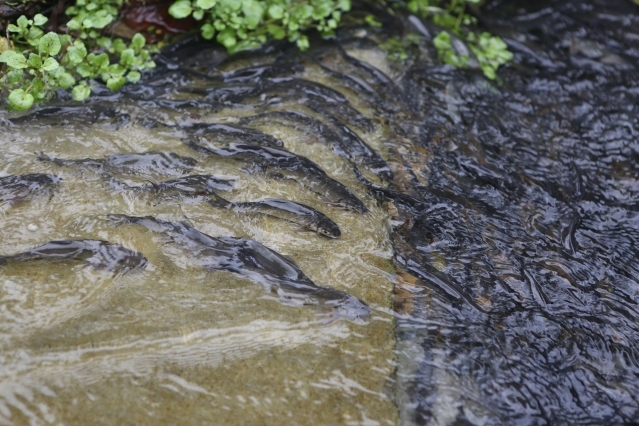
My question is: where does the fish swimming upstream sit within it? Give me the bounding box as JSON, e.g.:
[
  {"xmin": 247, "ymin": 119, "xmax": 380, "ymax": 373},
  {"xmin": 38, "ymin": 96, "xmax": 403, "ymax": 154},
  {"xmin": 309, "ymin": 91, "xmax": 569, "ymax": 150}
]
[
  {"xmin": 37, "ymin": 152, "xmax": 197, "ymax": 178},
  {"xmin": 107, "ymin": 214, "xmax": 369, "ymax": 322},
  {"xmin": 208, "ymin": 193, "xmax": 341, "ymax": 238},
  {"xmin": 0, "ymin": 173, "xmax": 62, "ymax": 206},
  {"xmin": 0, "ymin": 240, "xmax": 148, "ymax": 273}
]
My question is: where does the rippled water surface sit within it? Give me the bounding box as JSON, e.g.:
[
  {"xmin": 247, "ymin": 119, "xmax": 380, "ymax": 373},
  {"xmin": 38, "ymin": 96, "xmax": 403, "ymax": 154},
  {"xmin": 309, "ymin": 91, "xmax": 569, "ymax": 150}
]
[{"xmin": 2, "ymin": 0, "xmax": 639, "ymax": 424}]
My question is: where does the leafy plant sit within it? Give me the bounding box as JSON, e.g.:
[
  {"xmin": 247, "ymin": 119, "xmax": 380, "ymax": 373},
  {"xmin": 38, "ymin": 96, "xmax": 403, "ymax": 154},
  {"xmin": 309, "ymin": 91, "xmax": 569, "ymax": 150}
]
[
  {"xmin": 168, "ymin": 0, "xmax": 352, "ymax": 52},
  {"xmin": 402, "ymin": 0, "xmax": 512, "ymax": 79},
  {"xmin": 0, "ymin": 7, "xmax": 156, "ymax": 111}
]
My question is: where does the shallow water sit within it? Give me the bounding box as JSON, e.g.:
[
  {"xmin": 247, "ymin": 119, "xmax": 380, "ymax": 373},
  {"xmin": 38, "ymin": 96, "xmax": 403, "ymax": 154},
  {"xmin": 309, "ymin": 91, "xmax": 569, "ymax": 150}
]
[{"xmin": 2, "ymin": 0, "xmax": 639, "ymax": 424}]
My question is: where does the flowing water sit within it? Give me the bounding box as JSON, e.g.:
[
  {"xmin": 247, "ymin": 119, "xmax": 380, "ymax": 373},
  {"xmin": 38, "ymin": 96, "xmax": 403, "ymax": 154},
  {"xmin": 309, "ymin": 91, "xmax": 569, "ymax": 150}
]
[{"xmin": 1, "ymin": 0, "xmax": 639, "ymax": 424}]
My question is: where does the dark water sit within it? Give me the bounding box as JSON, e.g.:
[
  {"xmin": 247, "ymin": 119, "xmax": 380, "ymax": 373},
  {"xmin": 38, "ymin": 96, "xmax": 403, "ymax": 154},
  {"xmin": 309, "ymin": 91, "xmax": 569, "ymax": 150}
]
[
  {"xmin": 386, "ymin": 0, "xmax": 639, "ymax": 424},
  {"xmin": 2, "ymin": 0, "xmax": 639, "ymax": 424}
]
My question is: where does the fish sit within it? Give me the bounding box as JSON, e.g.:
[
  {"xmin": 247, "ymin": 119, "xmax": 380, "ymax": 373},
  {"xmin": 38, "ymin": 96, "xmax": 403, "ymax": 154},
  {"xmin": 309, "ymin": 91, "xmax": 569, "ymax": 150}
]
[
  {"xmin": 240, "ymin": 109, "xmax": 393, "ymax": 181},
  {"xmin": 179, "ymin": 76, "xmax": 349, "ymax": 105},
  {"xmin": 167, "ymin": 121, "xmax": 285, "ymax": 148},
  {"xmin": 36, "ymin": 151, "xmax": 197, "ymax": 178},
  {"xmin": 187, "ymin": 140, "xmax": 369, "ymax": 213},
  {"xmin": 105, "ymin": 174, "xmax": 236, "ymax": 198},
  {"xmin": 0, "ymin": 173, "xmax": 62, "ymax": 206},
  {"xmin": 107, "ymin": 214, "xmax": 369, "ymax": 322},
  {"xmin": 7, "ymin": 105, "xmax": 131, "ymax": 129},
  {"xmin": 208, "ymin": 193, "xmax": 341, "ymax": 238},
  {"xmin": 0, "ymin": 239, "xmax": 148, "ymax": 273}
]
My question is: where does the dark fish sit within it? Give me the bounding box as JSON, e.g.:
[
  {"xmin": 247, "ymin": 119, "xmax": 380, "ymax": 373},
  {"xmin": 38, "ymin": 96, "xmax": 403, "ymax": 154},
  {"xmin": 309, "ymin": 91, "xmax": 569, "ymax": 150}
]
[
  {"xmin": 7, "ymin": 105, "xmax": 131, "ymax": 129},
  {"xmin": 178, "ymin": 122, "xmax": 284, "ymax": 148},
  {"xmin": 239, "ymin": 109, "xmax": 393, "ymax": 181},
  {"xmin": 208, "ymin": 193, "xmax": 341, "ymax": 238},
  {"xmin": 0, "ymin": 239, "xmax": 148, "ymax": 273},
  {"xmin": 0, "ymin": 174, "xmax": 61, "ymax": 205},
  {"xmin": 187, "ymin": 140, "xmax": 369, "ymax": 213},
  {"xmin": 37, "ymin": 152, "xmax": 197, "ymax": 177},
  {"xmin": 107, "ymin": 214, "xmax": 369, "ymax": 322},
  {"xmin": 179, "ymin": 76, "xmax": 348, "ymax": 105},
  {"xmin": 107, "ymin": 174, "xmax": 236, "ymax": 196}
]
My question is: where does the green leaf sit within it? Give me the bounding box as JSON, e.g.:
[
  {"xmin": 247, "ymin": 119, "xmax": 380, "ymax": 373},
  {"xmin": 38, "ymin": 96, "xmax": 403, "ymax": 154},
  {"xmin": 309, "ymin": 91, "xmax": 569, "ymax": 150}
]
[
  {"xmin": 42, "ymin": 57, "xmax": 59, "ymax": 71},
  {"xmin": 7, "ymin": 69, "xmax": 23, "ymax": 85},
  {"xmin": 88, "ymin": 52, "xmax": 110, "ymax": 71},
  {"xmin": 242, "ymin": 0, "xmax": 264, "ymax": 29},
  {"xmin": 67, "ymin": 40, "xmax": 88, "ymax": 65},
  {"xmin": 120, "ymin": 48, "xmax": 135, "ymax": 67},
  {"xmin": 201, "ymin": 23, "xmax": 216, "ymax": 40},
  {"xmin": 67, "ymin": 19, "xmax": 82, "ymax": 31},
  {"xmin": 0, "ymin": 50, "xmax": 28, "ymax": 69},
  {"xmin": 195, "ymin": 0, "xmax": 216, "ymax": 10},
  {"xmin": 27, "ymin": 27, "xmax": 44, "ymax": 46},
  {"xmin": 217, "ymin": 29, "xmax": 237, "ymax": 49},
  {"xmin": 33, "ymin": 14, "xmax": 48, "ymax": 26},
  {"xmin": 27, "ymin": 53, "xmax": 42, "ymax": 69},
  {"xmin": 106, "ymin": 75, "xmax": 126, "ymax": 90},
  {"xmin": 168, "ymin": 0, "xmax": 193, "ymax": 19},
  {"xmin": 76, "ymin": 63, "xmax": 93, "ymax": 78},
  {"xmin": 267, "ymin": 4, "xmax": 284, "ymax": 19},
  {"xmin": 336, "ymin": 0, "xmax": 351, "ymax": 12},
  {"xmin": 365, "ymin": 15, "xmax": 382, "ymax": 27},
  {"xmin": 38, "ymin": 32, "xmax": 62, "ymax": 56},
  {"xmin": 131, "ymin": 33, "xmax": 146, "ymax": 50},
  {"xmin": 17, "ymin": 16, "xmax": 30, "ymax": 29},
  {"xmin": 8, "ymin": 89, "xmax": 34, "ymax": 111},
  {"xmin": 112, "ymin": 38, "xmax": 127, "ymax": 53},
  {"xmin": 126, "ymin": 71, "xmax": 141, "ymax": 83},
  {"xmin": 267, "ymin": 24, "xmax": 286, "ymax": 40},
  {"xmin": 193, "ymin": 10, "xmax": 204, "ymax": 20},
  {"xmin": 57, "ymin": 71, "xmax": 76, "ymax": 89},
  {"xmin": 72, "ymin": 84, "xmax": 91, "ymax": 101},
  {"xmin": 7, "ymin": 24, "xmax": 20, "ymax": 33},
  {"xmin": 106, "ymin": 63, "xmax": 126, "ymax": 76}
]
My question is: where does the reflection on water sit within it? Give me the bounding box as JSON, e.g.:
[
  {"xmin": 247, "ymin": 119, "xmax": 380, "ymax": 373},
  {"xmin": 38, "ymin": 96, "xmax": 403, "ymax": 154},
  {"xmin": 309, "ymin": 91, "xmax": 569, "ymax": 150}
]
[{"xmin": 2, "ymin": 0, "xmax": 639, "ymax": 424}]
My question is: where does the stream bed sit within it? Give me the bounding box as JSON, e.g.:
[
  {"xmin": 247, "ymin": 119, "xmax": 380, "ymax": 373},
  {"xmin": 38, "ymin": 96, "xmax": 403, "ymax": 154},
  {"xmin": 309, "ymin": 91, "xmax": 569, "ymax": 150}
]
[{"xmin": 1, "ymin": 0, "xmax": 639, "ymax": 424}]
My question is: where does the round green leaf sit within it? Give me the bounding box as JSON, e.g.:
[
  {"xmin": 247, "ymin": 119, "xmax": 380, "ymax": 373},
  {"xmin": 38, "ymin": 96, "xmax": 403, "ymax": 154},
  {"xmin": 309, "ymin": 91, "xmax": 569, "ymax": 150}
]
[
  {"xmin": 193, "ymin": 10, "xmax": 204, "ymax": 20},
  {"xmin": 33, "ymin": 14, "xmax": 48, "ymax": 26},
  {"xmin": 0, "ymin": 50, "xmax": 28, "ymax": 69},
  {"xmin": 8, "ymin": 89, "xmax": 34, "ymax": 111},
  {"xmin": 42, "ymin": 57, "xmax": 59, "ymax": 71},
  {"xmin": 106, "ymin": 75, "xmax": 126, "ymax": 91},
  {"xmin": 38, "ymin": 32, "xmax": 62, "ymax": 56},
  {"xmin": 120, "ymin": 48, "xmax": 135, "ymax": 67},
  {"xmin": 57, "ymin": 72, "xmax": 76, "ymax": 89},
  {"xmin": 7, "ymin": 69, "xmax": 23, "ymax": 85},
  {"xmin": 27, "ymin": 53, "xmax": 42, "ymax": 69},
  {"xmin": 67, "ymin": 40, "xmax": 88, "ymax": 65},
  {"xmin": 217, "ymin": 29, "xmax": 237, "ymax": 49},
  {"xmin": 17, "ymin": 16, "xmax": 30, "ymax": 29},
  {"xmin": 131, "ymin": 33, "xmax": 146, "ymax": 50},
  {"xmin": 168, "ymin": 0, "xmax": 193, "ymax": 19},
  {"xmin": 267, "ymin": 4, "xmax": 284, "ymax": 19},
  {"xmin": 201, "ymin": 23, "xmax": 216, "ymax": 40},
  {"xmin": 195, "ymin": 0, "xmax": 216, "ymax": 10},
  {"xmin": 67, "ymin": 19, "xmax": 82, "ymax": 31},
  {"xmin": 72, "ymin": 84, "xmax": 91, "ymax": 101},
  {"xmin": 126, "ymin": 71, "xmax": 141, "ymax": 83},
  {"xmin": 242, "ymin": 0, "xmax": 264, "ymax": 29}
]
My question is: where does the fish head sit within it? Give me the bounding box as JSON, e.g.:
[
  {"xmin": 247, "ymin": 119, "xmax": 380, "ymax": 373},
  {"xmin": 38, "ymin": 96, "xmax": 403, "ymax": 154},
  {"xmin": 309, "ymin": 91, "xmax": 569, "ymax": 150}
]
[{"xmin": 315, "ymin": 220, "xmax": 341, "ymax": 239}]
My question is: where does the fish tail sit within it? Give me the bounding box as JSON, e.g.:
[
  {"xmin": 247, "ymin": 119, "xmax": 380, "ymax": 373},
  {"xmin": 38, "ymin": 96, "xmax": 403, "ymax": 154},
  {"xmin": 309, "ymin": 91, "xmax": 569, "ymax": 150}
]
[{"xmin": 207, "ymin": 192, "xmax": 232, "ymax": 209}]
